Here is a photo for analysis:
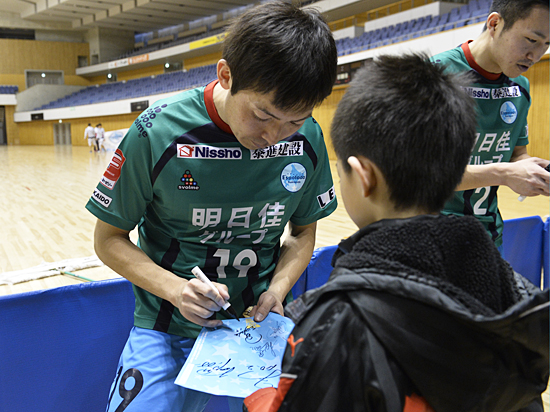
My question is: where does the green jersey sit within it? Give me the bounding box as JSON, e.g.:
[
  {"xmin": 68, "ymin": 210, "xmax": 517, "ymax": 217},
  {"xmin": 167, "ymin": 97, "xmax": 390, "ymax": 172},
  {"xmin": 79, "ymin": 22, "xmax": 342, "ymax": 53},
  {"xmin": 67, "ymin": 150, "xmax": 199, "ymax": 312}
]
[
  {"xmin": 86, "ymin": 81, "xmax": 337, "ymax": 338},
  {"xmin": 432, "ymin": 42, "xmax": 530, "ymax": 246}
]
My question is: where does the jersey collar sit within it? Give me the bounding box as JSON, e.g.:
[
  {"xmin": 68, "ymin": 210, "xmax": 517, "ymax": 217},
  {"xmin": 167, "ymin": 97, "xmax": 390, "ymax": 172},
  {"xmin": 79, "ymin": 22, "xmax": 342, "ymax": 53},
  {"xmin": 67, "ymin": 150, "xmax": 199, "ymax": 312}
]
[
  {"xmin": 204, "ymin": 80, "xmax": 233, "ymax": 135},
  {"xmin": 461, "ymin": 41, "xmax": 502, "ymax": 81}
]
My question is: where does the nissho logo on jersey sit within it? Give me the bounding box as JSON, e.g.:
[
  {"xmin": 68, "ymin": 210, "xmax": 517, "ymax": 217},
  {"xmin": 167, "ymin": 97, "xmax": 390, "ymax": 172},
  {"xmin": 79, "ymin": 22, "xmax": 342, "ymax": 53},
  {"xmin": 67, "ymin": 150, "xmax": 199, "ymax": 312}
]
[
  {"xmin": 464, "ymin": 87, "xmax": 490, "ymax": 99},
  {"xmin": 463, "ymin": 86, "xmax": 521, "ymax": 100},
  {"xmin": 317, "ymin": 186, "xmax": 335, "ymax": 209},
  {"xmin": 177, "ymin": 144, "xmax": 242, "ymax": 160},
  {"xmin": 492, "ymin": 86, "xmax": 521, "ymax": 99},
  {"xmin": 92, "ymin": 188, "xmax": 112, "ymax": 207}
]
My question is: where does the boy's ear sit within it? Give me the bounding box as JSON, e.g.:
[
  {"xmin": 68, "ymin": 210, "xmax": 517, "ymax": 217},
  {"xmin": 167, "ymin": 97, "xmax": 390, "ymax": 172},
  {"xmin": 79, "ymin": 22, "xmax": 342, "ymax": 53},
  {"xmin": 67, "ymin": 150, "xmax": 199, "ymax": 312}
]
[
  {"xmin": 217, "ymin": 59, "xmax": 232, "ymax": 90},
  {"xmin": 347, "ymin": 156, "xmax": 377, "ymax": 198}
]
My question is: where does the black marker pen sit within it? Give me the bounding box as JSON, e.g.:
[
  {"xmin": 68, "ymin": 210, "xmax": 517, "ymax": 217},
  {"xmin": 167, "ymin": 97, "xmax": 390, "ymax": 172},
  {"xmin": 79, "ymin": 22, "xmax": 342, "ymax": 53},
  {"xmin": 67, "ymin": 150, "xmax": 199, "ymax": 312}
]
[{"xmin": 191, "ymin": 266, "xmax": 240, "ymax": 321}]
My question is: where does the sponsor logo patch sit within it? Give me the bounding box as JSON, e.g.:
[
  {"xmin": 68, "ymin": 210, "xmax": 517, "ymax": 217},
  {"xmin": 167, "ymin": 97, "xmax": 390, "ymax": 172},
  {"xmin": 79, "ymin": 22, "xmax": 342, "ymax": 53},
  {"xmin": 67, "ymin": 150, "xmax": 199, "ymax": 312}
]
[
  {"xmin": 463, "ymin": 86, "xmax": 521, "ymax": 100},
  {"xmin": 251, "ymin": 141, "xmax": 303, "ymax": 160},
  {"xmin": 92, "ymin": 188, "xmax": 112, "ymax": 207},
  {"xmin": 500, "ymin": 101, "xmax": 518, "ymax": 124},
  {"xmin": 464, "ymin": 87, "xmax": 490, "ymax": 99},
  {"xmin": 100, "ymin": 148, "xmax": 126, "ymax": 190},
  {"xmin": 317, "ymin": 186, "xmax": 336, "ymax": 208},
  {"xmin": 178, "ymin": 170, "xmax": 200, "ymax": 190},
  {"xmin": 281, "ymin": 163, "xmax": 306, "ymax": 193},
  {"xmin": 177, "ymin": 144, "xmax": 242, "ymax": 160},
  {"xmin": 492, "ymin": 86, "xmax": 521, "ymax": 99}
]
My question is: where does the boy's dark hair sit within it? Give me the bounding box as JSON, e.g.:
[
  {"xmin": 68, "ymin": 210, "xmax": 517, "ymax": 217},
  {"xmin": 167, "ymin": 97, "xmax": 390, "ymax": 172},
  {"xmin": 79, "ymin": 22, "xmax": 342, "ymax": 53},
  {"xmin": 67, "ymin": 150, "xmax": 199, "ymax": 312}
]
[
  {"xmin": 487, "ymin": 0, "xmax": 549, "ymax": 32},
  {"xmin": 331, "ymin": 53, "xmax": 477, "ymax": 213},
  {"xmin": 222, "ymin": 1, "xmax": 337, "ymax": 112}
]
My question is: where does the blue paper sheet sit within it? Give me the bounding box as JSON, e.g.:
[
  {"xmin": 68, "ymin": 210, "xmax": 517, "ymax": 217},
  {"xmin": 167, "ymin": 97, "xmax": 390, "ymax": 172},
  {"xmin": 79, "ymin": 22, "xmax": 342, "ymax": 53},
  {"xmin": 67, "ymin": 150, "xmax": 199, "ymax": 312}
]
[{"xmin": 175, "ymin": 312, "xmax": 295, "ymax": 398}]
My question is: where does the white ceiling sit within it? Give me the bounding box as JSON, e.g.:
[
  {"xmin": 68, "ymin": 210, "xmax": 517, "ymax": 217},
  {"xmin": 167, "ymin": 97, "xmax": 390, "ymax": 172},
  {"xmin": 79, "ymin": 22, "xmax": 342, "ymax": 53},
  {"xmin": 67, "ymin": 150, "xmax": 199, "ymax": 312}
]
[{"xmin": 0, "ymin": 0, "xmax": 262, "ymax": 32}]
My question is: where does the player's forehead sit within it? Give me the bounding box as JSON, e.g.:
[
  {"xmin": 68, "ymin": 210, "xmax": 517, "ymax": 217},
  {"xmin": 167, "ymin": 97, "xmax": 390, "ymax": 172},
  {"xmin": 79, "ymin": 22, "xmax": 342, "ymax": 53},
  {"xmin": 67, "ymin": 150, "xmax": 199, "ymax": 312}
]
[
  {"xmin": 510, "ymin": 6, "xmax": 549, "ymax": 36},
  {"xmin": 248, "ymin": 90, "xmax": 313, "ymax": 121}
]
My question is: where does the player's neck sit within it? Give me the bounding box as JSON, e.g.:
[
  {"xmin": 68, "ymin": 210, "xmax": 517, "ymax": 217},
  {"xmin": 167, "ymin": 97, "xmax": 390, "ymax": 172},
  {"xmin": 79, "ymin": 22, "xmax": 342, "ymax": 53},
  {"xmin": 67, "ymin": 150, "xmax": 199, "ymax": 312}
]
[
  {"xmin": 212, "ymin": 82, "xmax": 230, "ymax": 125},
  {"xmin": 469, "ymin": 33, "xmax": 502, "ymax": 75}
]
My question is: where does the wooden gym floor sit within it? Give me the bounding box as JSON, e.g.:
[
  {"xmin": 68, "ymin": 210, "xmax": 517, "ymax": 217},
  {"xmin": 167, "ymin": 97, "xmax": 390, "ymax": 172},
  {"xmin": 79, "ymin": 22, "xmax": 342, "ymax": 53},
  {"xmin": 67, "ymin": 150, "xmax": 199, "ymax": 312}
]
[{"xmin": 0, "ymin": 144, "xmax": 548, "ymax": 295}]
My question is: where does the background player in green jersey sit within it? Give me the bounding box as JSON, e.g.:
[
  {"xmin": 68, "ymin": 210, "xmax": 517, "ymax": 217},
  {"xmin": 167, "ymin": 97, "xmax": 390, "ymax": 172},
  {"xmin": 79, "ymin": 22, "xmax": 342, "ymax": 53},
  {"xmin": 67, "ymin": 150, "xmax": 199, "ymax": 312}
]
[
  {"xmin": 432, "ymin": 0, "xmax": 549, "ymax": 247},
  {"xmin": 87, "ymin": 2, "xmax": 338, "ymax": 412}
]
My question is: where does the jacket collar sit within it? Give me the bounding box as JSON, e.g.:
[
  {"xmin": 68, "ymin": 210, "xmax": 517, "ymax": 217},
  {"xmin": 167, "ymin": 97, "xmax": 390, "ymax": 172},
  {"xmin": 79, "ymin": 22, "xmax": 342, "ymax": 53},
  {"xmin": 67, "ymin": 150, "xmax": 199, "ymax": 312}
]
[{"xmin": 333, "ymin": 214, "xmax": 441, "ymax": 266}]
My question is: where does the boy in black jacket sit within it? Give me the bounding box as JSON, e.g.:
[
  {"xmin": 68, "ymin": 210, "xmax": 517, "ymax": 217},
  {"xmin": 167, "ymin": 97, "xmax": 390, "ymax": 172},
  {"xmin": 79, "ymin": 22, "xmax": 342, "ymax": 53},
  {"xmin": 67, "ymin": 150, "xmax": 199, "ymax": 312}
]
[{"xmin": 244, "ymin": 54, "xmax": 549, "ymax": 412}]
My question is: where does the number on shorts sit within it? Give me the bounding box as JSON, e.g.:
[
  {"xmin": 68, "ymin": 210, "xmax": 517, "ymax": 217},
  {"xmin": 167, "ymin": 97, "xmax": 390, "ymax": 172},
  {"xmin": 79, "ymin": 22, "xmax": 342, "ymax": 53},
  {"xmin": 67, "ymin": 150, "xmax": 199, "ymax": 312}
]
[{"xmin": 107, "ymin": 367, "xmax": 144, "ymax": 412}]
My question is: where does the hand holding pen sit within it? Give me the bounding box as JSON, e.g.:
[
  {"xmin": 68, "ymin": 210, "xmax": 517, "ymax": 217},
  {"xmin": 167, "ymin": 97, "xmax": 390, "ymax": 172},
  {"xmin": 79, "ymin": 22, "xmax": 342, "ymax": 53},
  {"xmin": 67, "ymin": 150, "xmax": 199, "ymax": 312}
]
[
  {"xmin": 191, "ymin": 266, "xmax": 240, "ymax": 321},
  {"xmin": 174, "ymin": 266, "xmax": 237, "ymax": 328}
]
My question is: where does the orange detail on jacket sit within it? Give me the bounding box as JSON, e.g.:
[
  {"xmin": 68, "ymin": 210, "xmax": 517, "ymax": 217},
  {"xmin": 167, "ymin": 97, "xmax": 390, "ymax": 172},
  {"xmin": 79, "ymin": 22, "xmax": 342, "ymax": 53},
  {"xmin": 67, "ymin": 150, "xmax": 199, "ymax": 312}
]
[
  {"xmin": 244, "ymin": 377, "xmax": 295, "ymax": 412},
  {"xmin": 286, "ymin": 334, "xmax": 304, "ymax": 357},
  {"xmin": 404, "ymin": 393, "xmax": 435, "ymax": 412}
]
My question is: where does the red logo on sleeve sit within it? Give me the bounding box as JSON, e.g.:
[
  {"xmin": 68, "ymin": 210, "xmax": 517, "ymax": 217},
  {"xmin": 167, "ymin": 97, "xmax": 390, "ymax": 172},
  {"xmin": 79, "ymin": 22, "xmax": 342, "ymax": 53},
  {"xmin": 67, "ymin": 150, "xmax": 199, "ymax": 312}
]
[{"xmin": 100, "ymin": 148, "xmax": 126, "ymax": 190}]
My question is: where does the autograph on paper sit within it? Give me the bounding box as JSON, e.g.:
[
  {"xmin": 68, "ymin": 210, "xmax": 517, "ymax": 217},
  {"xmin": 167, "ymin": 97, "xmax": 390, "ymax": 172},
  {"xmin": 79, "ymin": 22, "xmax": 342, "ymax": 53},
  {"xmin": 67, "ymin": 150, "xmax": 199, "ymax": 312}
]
[{"xmin": 175, "ymin": 313, "xmax": 295, "ymax": 397}]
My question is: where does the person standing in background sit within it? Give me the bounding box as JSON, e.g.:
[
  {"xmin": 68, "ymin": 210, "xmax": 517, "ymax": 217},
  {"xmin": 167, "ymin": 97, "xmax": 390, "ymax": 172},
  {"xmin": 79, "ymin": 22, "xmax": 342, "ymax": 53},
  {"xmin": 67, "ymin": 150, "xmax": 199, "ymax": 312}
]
[
  {"xmin": 431, "ymin": 0, "xmax": 550, "ymax": 249},
  {"xmin": 84, "ymin": 123, "xmax": 96, "ymax": 152},
  {"xmin": 95, "ymin": 123, "xmax": 105, "ymax": 152}
]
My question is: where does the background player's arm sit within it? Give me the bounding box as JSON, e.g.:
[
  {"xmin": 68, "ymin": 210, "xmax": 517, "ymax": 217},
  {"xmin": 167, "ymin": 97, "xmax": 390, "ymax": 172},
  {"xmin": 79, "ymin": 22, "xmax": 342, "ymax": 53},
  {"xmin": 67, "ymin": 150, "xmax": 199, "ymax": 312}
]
[
  {"xmin": 250, "ymin": 221, "xmax": 316, "ymax": 322},
  {"xmin": 93, "ymin": 219, "xmax": 228, "ymax": 327},
  {"xmin": 455, "ymin": 146, "xmax": 549, "ymax": 196}
]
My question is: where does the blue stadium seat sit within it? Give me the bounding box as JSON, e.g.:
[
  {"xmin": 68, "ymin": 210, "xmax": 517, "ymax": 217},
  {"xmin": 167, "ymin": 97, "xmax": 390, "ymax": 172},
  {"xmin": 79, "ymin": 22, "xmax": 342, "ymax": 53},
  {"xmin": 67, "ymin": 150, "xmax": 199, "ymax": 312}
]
[
  {"xmin": 449, "ymin": 8, "xmax": 460, "ymax": 22},
  {"xmin": 0, "ymin": 85, "xmax": 18, "ymax": 94},
  {"xmin": 33, "ymin": 64, "xmax": 217, "ymax": 110},
  {"xmin": 443, "ymin": 22, "xmax": 454, "ymax": 31},
  {"xmin": 418, "ymin": 16, "xmax": 431, "ymax": 31},
  {"xmin": 292, "ymin": 245, "xmax": 338, "ymax": 298},
  {"xmin": 502, "ymin": 216, "xmax": 544, "ymax": 288},
  {"xmin": 427, "ymin": 15, "xmax": 440, "ymax": 28}
]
